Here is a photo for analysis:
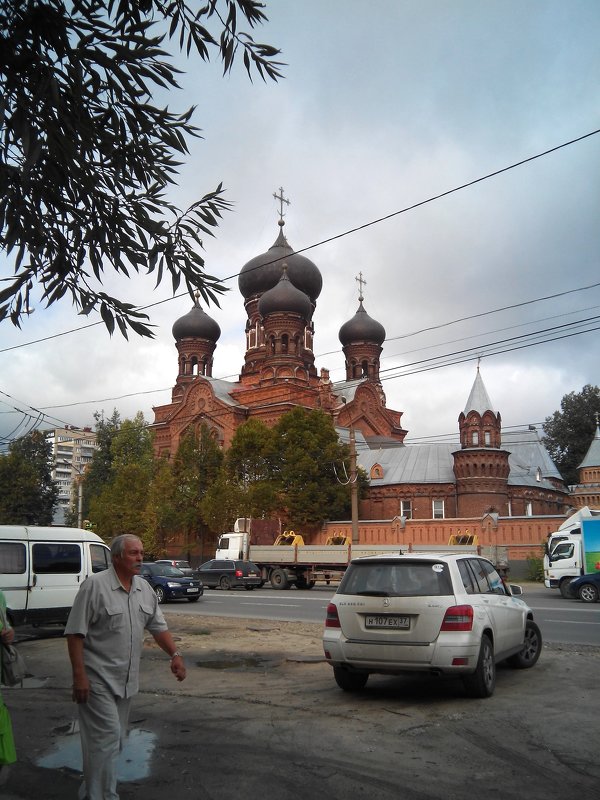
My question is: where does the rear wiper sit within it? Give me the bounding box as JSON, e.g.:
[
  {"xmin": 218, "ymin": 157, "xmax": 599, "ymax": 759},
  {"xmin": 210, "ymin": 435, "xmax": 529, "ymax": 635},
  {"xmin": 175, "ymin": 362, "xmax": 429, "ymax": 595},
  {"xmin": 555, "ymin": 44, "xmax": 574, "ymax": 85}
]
[{"xmin": 355, "ymin": 590, "xmax": 390, "ymax": 597}]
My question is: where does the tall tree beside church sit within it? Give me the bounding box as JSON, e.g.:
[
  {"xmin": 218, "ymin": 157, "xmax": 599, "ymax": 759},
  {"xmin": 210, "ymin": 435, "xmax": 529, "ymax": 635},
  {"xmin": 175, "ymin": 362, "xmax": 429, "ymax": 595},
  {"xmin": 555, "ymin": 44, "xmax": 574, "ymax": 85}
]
[
  {"xmin": 171, "ymin": 425, "xmax": 224, "ymax": 561},
  {"xmin": 82, "ymin": 409, "xmax": 122, "ymax": 517},
  {"xmin": 142, "ymin": 458, "xmax": 179, "ymax": 558},
  {"xmin": 0, "ymin": 0, "xmax": 283, "ymax": 337},
  {"xmin": 223, "ymin": 418, "xmax": 280, "ymax": 518},
  {"xmin": 87, "ymin": 413, "xmax": 154, "ymax": 539},
  {"xmin": 543, "ymin": 384, "xmax": 600, "ymax": 486},
  {"xmin": 0, "ymin": 429, "xmax": 57, "ymax": 524},
  {"xmin": 272, "ymin": 408, "xmax": 352, "ymax": 529}
]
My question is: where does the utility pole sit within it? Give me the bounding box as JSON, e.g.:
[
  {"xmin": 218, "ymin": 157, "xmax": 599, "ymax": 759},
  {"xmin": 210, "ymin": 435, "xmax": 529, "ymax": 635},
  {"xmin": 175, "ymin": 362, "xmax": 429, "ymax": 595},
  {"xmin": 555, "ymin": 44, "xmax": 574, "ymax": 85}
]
[{"xmin": 350, "ymin": 424, "xmax": 359, "ymax": 543}]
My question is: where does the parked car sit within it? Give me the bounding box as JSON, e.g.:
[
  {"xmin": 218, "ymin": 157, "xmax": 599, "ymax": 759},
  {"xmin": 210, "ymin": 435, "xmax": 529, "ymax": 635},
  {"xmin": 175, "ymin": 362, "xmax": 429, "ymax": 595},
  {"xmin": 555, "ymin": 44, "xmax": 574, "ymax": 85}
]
[
  {"xmin": 141, "ymin": 562, "xmax": 203, "ymax": 604},
  {"xmin": 323, "ymin": 553, "xmax": 542, "ymax": 698},
  {"xmin": 154, "ymin": 559, "xmax": 194, "ymax": 577},
  {"xmin": 196, "ymin": 559, "xmax": 263, "ymax": 590},
  {"xmin": 566, "ymin": 571, "xmax": 600, "ymax": 603}
]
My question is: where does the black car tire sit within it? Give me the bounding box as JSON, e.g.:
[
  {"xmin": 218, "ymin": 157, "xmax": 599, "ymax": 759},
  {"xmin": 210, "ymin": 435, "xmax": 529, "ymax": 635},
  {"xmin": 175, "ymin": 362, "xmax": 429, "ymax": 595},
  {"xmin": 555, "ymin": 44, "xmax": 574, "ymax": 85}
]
[
  {"xmin": 507, "ymin": 620, "xmax": 542, "ymax": 669},
  {"xmin": 463, "ymin": 635, "xmax": 495, "ymax": 698},
  {"xmin": 187, "ymin": 596, "xmax": 200, "ymax": 602},
  {"xmin": 560, "ymin": 578, "xmax": 575, "ymax": 598},
  {"xmin": 154, "ymin": 586, "xmax": 166, "ymax": 604},
  {"xmin": 270, "ymin": 568, "xmax": 290, "ymax": 589},
  {"xmin": 578, "ymin": 583, "xmax": 599, "ymax": 603},
  {"xmin": 219, "ymin": 576, "xmax": 232, "ymax": 590},
  {"xmin": 333, "ymin": 667, "xmax": 369, "ymax": 692}
]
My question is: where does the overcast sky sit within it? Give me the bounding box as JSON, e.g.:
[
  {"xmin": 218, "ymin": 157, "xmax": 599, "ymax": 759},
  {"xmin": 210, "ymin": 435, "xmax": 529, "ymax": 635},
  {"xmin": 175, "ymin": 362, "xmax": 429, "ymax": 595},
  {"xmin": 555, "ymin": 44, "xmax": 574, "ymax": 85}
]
[{"xmin": 2, "ymin": 0, "xmax": 600, "ymax": 451}]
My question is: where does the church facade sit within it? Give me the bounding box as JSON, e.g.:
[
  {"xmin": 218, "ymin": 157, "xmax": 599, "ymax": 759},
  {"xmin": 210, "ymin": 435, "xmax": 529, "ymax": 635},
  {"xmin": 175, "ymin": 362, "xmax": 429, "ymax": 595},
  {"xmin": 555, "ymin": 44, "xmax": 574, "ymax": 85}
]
[{"xmin": 151, "ymin": 199, "xmax": 570, "ymax": 524}]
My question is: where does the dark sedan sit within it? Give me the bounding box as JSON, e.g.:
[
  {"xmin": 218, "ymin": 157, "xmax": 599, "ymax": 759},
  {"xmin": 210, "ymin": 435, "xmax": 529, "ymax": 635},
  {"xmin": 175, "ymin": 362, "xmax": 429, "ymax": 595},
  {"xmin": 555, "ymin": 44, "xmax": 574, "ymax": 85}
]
[
  {"xmin": 567, "ymin": 571, "xmax": 600, "ymax": 603},
  {"xmin": 197, "ymin": 559, "xmax": 263, "ymax": 590},
  {"xmin": 141, "ymin": 562, "xmax": 203, "ymax": 604}
]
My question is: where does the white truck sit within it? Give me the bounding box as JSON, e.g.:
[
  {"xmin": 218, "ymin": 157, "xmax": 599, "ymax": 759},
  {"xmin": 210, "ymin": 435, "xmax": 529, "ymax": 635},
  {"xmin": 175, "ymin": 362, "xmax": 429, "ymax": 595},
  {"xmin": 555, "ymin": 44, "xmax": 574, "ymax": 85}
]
[
  {"xmin": 215, "ymin": 519, "xmax": 509, "ymax": 590},
  {"xmin": 543, "ymin": 507, "xmax": 600, "ymax": 597}
]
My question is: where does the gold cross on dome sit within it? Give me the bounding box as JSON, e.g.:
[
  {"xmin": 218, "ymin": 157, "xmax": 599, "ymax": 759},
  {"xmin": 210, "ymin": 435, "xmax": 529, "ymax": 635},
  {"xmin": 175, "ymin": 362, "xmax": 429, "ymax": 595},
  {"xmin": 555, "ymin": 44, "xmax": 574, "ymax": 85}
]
[
  {"xmin": 355, "ymin": 271, "xmax": 367, "ymax": 302},
  {"xmin": 273, "ymin": 187, "xmax": 290, "ymax": 223}
]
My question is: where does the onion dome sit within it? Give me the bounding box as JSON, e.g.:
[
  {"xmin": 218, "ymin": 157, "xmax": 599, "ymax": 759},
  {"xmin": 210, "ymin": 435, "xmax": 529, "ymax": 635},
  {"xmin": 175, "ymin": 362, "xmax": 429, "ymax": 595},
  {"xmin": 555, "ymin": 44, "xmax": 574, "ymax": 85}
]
[
  {"xmin": 172, "ymin": 299, "xmax": 221, "ymax": 342},
  {"xmin": 258, "ymin": 265, "xmax": 312, "ymax": 319},
  {"xmin": 339, "ymin": 300, "xmax": 386, "ymax": 346},
  {"xmin": 238, "ymin": 222, "xmax": 323, "ymax": 303}
]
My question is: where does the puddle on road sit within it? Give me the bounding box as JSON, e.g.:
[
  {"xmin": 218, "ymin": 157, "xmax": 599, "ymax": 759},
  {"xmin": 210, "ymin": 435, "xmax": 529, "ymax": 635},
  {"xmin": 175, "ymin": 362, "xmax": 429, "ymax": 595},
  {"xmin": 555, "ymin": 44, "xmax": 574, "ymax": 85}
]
[
  {"xmin": 36, "ymin": 724, "xmax": 156, "ymax": 781},
  {"xmin": 197, "ymin": 655, "xmax": 280, "ymax": 670}
]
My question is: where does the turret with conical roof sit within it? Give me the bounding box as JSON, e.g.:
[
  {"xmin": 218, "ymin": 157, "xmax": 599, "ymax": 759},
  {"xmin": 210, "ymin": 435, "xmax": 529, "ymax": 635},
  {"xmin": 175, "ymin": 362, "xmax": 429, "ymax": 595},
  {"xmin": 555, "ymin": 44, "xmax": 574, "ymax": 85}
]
[{"xmin": 453, "ymin": 366, "xmax": 510, "ymax": 516}]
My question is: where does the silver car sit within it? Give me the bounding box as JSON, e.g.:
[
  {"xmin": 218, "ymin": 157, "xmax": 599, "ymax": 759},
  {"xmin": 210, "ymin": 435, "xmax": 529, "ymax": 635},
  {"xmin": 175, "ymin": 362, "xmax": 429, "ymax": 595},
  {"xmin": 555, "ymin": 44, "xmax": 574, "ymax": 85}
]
[{"xmin": 323, "ymin": 553, "xmax": 541, "ymax": 698}]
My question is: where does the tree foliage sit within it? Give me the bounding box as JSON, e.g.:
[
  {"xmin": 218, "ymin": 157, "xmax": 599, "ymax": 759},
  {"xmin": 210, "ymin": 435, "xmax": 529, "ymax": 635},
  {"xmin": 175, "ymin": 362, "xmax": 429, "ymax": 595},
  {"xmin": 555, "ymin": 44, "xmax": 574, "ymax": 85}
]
[
  {"xmin": 272, "ymin": 408, "xmax": 352, "ymax": 529},
  {"xmin": 0, "ymin": 0, "xmax": 283, "ymax": 336},
  {"xmin": 542, "ymin": 384, "xmax": 600, "ymax": 486},
  {"xmin": 87, "ymin": 411, "xmax": 154, "ymax": 539},
  {"xmin": 0, "ymin": 429, "xmax": 57, "ymax": 523},
  {"xmin": 82, "ymin": 409, "xmax": 122, "ymax": 517}
]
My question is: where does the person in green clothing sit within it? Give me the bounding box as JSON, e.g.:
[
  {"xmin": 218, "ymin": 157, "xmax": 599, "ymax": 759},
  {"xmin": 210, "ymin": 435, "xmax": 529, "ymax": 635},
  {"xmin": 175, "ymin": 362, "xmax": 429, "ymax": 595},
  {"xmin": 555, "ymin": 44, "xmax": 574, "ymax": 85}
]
[{"xmin": 0, "ymin": 589, "xmax": 17, "ymax": 786}]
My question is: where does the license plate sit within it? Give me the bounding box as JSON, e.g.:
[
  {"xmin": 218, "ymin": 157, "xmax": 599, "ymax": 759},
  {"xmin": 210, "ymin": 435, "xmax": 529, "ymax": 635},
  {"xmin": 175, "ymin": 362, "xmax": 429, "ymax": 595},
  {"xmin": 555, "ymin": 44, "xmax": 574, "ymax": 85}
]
[
  {"xmin": 187, "ymin": 587, "xmax": 199, "ymax": 593},
  {"xmin": 365, "ymin": 615, "xmax": 410, "ymax": 629}
]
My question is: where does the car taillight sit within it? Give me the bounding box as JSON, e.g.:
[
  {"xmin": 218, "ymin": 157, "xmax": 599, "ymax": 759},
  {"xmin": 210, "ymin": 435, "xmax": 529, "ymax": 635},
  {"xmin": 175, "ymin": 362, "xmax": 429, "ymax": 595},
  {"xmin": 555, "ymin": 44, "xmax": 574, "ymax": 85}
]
[
  {"xmin": 235, "ymin": 570, "xmax": 243, "ymax": 578},
  {"xmin": 325, "ymin": 602, "xmax": 341, "ymax": 628},
  {"xmin": 440, "ymin": 605, "xmax": 474, "ymax": 631}
]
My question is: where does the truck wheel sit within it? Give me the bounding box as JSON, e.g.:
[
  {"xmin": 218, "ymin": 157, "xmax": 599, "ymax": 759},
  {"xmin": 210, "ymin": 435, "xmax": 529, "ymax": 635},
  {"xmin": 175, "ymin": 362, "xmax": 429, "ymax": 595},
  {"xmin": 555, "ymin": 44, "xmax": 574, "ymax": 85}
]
[
  {"xmin": 559, "ymin": 578, "xmax": 575, "ymax": 598},
  {"xmin": 463, "ymin": 635, "xmax": 495, "ymax": 698},
  {"xmin": 333, "ymin": 667, "xmax": 368, "ymax": 692},
  {"xmin": 270, "ymin": 568, "xmax": 290, "ymax": 590},
  {"xmin": 578, "ymin": 583, "xmax": 599, "ymax": 603},
  {"xmin": 219, "ymin": 576, "xmax": 232, "ymax": 590},
  {"xmin": 507, "ymin": 620, "xmax": 542, "ymax": 669},
  {"xmin": 296, "ymin": 576, "xmax": 315, "ymax": 590}
]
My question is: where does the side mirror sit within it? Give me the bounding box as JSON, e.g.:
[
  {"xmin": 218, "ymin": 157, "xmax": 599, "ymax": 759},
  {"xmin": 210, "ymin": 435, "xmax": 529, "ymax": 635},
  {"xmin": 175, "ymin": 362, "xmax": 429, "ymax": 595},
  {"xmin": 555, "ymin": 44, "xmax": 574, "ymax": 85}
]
[{"xmin": 509, "ymin": 584, "xmax": 523, "ymax": 596}]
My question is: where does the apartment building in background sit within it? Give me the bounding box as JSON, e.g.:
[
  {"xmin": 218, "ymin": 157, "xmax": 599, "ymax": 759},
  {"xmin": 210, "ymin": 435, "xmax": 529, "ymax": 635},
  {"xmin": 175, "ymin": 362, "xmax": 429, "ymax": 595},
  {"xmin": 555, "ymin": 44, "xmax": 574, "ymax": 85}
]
[{"xmin": 47, "ymin": 426, "xmax": 98, "ymax": 525}]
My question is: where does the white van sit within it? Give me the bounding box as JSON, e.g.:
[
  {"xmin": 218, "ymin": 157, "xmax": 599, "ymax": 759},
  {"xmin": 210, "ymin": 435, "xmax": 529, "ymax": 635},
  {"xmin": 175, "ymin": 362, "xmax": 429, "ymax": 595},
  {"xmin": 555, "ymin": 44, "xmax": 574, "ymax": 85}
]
[{"xmin": 0, "ymin": 526, "xmax": 111, "ymax": 626}]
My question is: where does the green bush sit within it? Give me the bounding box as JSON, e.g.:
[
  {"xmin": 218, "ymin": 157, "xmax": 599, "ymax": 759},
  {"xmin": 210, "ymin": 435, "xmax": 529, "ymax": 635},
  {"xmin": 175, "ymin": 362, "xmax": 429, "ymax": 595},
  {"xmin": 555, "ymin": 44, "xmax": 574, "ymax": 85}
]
[{"xmin": 526, "ymin": 556, "xmax": 544, "ymax": 582}]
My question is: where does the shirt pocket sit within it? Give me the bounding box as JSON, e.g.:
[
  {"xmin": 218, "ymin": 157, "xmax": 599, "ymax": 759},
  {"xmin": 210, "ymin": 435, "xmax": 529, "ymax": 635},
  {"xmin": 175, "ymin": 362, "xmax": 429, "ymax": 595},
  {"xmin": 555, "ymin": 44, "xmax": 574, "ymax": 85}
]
[
  {"xmin": 105, "ymin": 607, "xmax": 124, "ymax": 631},
  {"xmin": 138, "ymin": 601, "xmax": 155, "ymax": 623}
]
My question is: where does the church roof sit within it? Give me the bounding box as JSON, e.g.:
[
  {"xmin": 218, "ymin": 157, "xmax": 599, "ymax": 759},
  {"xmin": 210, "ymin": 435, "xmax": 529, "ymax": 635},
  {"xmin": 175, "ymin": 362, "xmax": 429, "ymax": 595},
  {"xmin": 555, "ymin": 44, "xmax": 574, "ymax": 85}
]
[
  {"xmin": 258, "ymin": 266, "xmax": 312, "ymax": 318},
  {"xmin": 172, "ymin": 300, "xmax": 221, "ymax": 342},
  {"xmin": 463, "ymin": 368, "xmax": 495, "ymax": 415},
  {"xmin": 353, "ymin": 427, "xmax": 562, "ymax": 488},
  {"xmin": 338, "ymin": 300, "xmax": 386, "ymax": 346},
  {"xmin": 238, "ymin": 224, "xmax": 322, "ymax": 303},
  {"xmin": 579, "ymin": 424, "xmax": 600, "ymax": 468}
]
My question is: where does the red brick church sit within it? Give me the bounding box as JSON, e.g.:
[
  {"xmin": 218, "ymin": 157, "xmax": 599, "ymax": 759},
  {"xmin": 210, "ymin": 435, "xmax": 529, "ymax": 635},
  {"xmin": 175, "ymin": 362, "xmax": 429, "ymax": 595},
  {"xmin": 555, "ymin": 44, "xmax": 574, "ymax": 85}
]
[{"xmin": 151, "ymin": 194, "xmax": 570, "ymax": 527}]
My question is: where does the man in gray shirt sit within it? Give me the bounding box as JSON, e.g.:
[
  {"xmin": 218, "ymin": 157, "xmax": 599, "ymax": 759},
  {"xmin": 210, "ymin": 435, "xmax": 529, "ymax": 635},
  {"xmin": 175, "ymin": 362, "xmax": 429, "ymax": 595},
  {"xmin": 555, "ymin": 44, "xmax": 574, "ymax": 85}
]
[{"xmin": 65, "ymin": 534, "xmax": 186, "ymax": 800}]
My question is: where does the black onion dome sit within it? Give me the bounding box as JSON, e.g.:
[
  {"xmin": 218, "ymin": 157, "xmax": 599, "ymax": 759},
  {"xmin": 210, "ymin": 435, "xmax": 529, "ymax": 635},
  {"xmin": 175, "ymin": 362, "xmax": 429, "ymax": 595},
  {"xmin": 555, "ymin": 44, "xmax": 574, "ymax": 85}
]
[
  {"xmin": 172, "ymin": 301, "xmax": 221, "ymax": 342},
  {"xmin": 258, "ymin": 267, "xmax": 312, "ymax": 318},
  {"xmin": 339, "ymin": 301, "xmax": 386, "ymax": 346},
  {"xmin": 238, "ymin": 225, "xmax": 323, "ymax": 303}
]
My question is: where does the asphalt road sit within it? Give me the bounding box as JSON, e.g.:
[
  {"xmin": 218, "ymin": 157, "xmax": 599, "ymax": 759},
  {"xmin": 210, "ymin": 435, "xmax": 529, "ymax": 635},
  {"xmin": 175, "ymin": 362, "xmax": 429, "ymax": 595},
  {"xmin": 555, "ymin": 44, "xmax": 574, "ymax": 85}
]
[
  {"xmin": 4, "ymin": 611, "xmax": 600, "ymax": 800},
  {"xmin": 164, "ymin": 583, "xmax": 600, "ymax": 647}
]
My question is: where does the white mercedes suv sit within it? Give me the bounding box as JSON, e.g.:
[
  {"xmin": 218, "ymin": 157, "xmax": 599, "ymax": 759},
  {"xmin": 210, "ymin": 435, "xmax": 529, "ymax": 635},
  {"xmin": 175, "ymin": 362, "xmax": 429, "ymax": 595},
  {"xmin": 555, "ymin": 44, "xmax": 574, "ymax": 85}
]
[{"xmin": 323, "ymin": 552, "xmax": 541, "ymax": 698}]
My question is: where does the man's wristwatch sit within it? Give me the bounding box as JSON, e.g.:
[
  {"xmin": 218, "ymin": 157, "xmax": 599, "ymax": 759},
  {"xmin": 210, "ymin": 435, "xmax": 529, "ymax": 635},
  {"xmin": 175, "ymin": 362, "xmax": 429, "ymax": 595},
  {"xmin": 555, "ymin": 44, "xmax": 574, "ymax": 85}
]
[{"xmin": 170, "ymin": 651, "xmax": 182, "ymax": 660}]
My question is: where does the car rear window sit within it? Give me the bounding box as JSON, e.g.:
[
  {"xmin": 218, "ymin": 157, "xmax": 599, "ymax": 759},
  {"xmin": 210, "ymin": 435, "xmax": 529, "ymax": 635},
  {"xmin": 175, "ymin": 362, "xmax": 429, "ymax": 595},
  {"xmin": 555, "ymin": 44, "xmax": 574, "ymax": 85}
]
[{"xmin": 338, "ymin": 561, "xmax": 453, "ymax": 597}]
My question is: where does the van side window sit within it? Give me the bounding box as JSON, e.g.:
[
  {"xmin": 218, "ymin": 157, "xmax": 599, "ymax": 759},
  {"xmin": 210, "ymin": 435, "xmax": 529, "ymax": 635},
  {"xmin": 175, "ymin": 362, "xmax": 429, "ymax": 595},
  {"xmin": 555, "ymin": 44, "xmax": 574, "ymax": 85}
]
[
  {"xmin": 32, "ymin": 543, "xmax": 81, "ymax": 574},
  {"xmin": 0, "ymin": 542, "xmax": 26, "ymax": 574},
  {"xmin": 91, "ymin": 544, "xmax": 110, "ymax": 573}
]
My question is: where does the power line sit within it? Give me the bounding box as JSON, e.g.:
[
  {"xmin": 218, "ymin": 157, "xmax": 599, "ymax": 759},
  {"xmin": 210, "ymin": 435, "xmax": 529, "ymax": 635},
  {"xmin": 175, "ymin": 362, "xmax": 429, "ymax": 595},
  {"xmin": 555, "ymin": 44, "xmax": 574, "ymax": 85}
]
[{"xmin": 2, "ymin": 128, "xmax": 599, "ymax": 355}]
